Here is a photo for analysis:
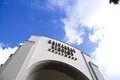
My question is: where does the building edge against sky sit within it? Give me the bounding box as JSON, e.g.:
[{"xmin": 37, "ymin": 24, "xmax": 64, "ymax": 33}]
[{"xmin": 0, "ymin": 35, "xmax": 104, "ymax": 80}]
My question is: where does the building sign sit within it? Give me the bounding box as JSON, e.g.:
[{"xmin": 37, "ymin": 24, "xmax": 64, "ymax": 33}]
[{"xmin": 48, "ymin": 40, "xmax": 77, "ymax": 61}]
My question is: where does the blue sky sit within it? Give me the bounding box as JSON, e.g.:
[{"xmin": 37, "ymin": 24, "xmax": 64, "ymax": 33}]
[
  {"xmin": 1, "ymin": 0, "xmax": 120, "ymax": 80},
  {"xmin": 0, "ymin": 0, "xmax": 65, "ymax": 47},
  {"xmin": 0, "ymin": 0, "xmax": 96, "ymax": 53}
]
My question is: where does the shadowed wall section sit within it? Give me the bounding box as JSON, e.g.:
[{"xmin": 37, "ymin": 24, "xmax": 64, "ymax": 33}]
[{"xmin": 25, "ymin": 60, "xmax": 89, "ymax": 80}]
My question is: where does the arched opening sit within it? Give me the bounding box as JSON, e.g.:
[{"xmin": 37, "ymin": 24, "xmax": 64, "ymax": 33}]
[{"xmin": 25, "ymin": 60, "xmax": 89, "ymax": 80}]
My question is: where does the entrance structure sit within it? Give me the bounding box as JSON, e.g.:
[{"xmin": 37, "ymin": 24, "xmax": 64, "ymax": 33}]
[{"xmin": 0, "ymin": 35, "xmax": 104, "ymax": 80}]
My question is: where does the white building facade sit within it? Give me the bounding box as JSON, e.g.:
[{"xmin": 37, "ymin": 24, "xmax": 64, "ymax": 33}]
[{"xmin": 0, "ymin": 35, "xmax": 104, "ymax": 80}]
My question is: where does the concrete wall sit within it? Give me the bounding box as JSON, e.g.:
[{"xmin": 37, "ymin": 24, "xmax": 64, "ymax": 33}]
[
  {"xmin": 0, "ymin": 41, "xmax": 34, "ymax": 80},
  {"xmin": 0, "ymin": 35, "xmax": 104, "ymax": 80}
]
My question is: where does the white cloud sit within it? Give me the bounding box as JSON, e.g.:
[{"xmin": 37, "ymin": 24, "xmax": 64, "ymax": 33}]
[
  {"xmin": 90, "ymin": 2, "xmax": 120, "ymax": 80},
  {"xmin": 0, "ymin": 43, "xmax": 18, "ymax": 65},
  {"xmin": 89, "ymin": 26, "xmax": 104, "ymax": 43},
  {"xmin": 49, "ymin": 0, "xmax": 104, "ymax": 45},
  {"xmin": 49, "ymin": 0, "xmax": 120, "ymax": 80}
]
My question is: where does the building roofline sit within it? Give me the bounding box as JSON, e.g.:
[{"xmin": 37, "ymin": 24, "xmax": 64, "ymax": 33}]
[{"xmin": 30, "ymin": 34, "xmax": 90, "ymax": 57}]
